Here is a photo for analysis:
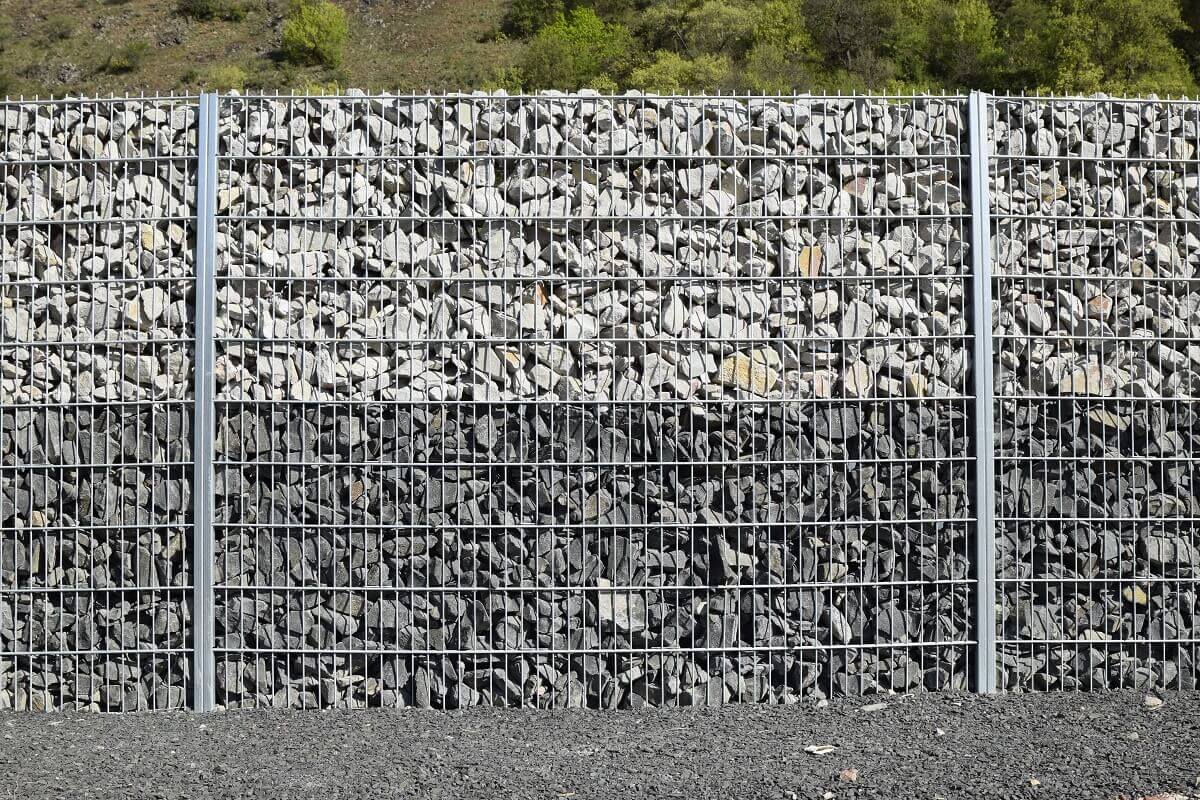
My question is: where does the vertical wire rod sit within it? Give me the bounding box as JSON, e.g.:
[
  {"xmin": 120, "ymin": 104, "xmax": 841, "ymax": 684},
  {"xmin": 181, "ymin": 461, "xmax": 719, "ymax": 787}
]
[
  {"xmin": 191, "ymin": 91, "xmax": 219, "ymax": 712},
  {"xmin": 968, "ymin": 90, "xmax": 998, "ymax": 694}
]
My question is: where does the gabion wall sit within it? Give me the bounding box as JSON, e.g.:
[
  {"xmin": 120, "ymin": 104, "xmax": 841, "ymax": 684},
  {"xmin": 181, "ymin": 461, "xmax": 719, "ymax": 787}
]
[
  {"xmin": 210, "ymin": 94, "xmax": 973, "ymax": 709},
  {"xmin": 1, "ymin": 98, "xmax": 197, "ymax": 711},
  {"xmin": 991, "ymin": 97, "xmax": 1200, "ymax": 692},
  {"xmin": 1, "ymin": 92, "xmax": 1196, "ymax": 712}
]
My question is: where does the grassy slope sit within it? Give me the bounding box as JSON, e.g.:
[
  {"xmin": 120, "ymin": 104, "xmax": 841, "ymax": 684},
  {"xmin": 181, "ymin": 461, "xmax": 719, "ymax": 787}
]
[{"xmin": 0, "ymin": 0, "xmax": 521, "ymax": 97}]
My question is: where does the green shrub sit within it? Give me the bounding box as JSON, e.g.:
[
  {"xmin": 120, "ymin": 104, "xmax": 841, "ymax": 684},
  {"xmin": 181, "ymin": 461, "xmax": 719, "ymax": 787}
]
[
  {"xmin": 281, "ymin": 0, "xmax": 348, "ymax": 67},
  {"xmin": 44, "ymin": 16, "xmax": 75, "ymax": 42},
  {"xmin": 520, "ymin": 8, "xmax": 634, "ymax": 89},
  {"xmin": 198, "ymin": 63, "xmax": 248, "ymax": 90},
  {"xmin": 297, "ymin": 78, "xmax": 341, "ymax": 94},
  {"xmin": 482, "ymin": 64, "xmax": 526, "ymax": 93},
  {"xmin": 628, "ymin": 51, "xmax": 730, "ymax": 93},
  {"xmin": 177, "ymin": 0, "xmax": 254, "ymax": 21},
  {"xmin": 104, "ymin": 40, "xmax": 151, "ymax": 74}
]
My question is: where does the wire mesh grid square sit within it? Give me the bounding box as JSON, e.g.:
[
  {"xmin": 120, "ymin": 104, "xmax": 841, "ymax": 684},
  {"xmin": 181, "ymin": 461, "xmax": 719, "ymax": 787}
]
[
  {"xmin": 990, "ymin": 96, "xmax": 1200, "ymax": 692},
  {"xmin": 208, "ymin": 93, "xmax": 976, "ymax": 709},
  {"xmin": 0, "ymin": 97, "xmax": 198, "ymax": 711}
]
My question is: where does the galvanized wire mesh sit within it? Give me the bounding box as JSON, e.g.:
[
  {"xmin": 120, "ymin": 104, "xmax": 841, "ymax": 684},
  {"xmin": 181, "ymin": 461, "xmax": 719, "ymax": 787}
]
[
  {"xmin": 210, "ymin": 94, "xmax": 975, "ymax": 709},
  {"xmin": 991, "ymin": 96, "xmax": 1200, "ymax": 691},
  {"xmin": 0, "ymin": 97, "xmax": 198, "ymax": 711},
  {"xmin": 6, "ymin": 91, "xmax": 1195, "ymax": 713}
]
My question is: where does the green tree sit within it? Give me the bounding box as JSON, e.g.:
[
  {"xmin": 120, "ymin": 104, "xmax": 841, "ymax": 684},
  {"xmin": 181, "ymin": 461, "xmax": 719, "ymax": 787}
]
[
  {"xmin": 520, "ymin": 8, "xmax": 635, "ymax": 89},
  {"xmin": 885, "ymin": 0, "xmax": 937, "ymax": 84},
  {"xmin": 1095, "ymin": 0, "xmax": 1195, "ymax": 93},
  {"xmin": 742, "ymin": 0, "xmax": 823, "ymax": 92},
  {"xmin": 502, "ymin": 0, "xmax": 1200, "ymax": 94},
  {"xmin": 640, "ymin": 0, "xmax": 759, "ymax": 58},
  {"xmin": 504, "ymin": 0, "xmax": 567, "ymax": 36},
  {"xmin": 999, "ymin": 0, "xmax": 1195, "ymax": 94},
  {"xmin": 1176, "ymin": 0, "xmax": 1200, "ymax": 69},
  {"xmin": 928, "ymin": 0, "xmax": 1000, "ymax": 88},
  {"xmin": 804, "ymin": 0, "xmax": 897, "ymax": 72},
  {"xmin": 282, "ymin": 0, "xmax": 348, "ymax": 68}
]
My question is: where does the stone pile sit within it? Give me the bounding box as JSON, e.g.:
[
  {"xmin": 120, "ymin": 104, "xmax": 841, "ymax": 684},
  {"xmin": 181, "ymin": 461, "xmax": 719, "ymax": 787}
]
[
  {"xmin": 210, "ymin": 93, "xmax": 974, "ymax": 707},
  {"xmin": 991, "ymin": 97, "xmax": 1200, "ymax": 691},
  {"xmin": 1, "ymin": 99, "xmax": 195, "ymax": 710}
]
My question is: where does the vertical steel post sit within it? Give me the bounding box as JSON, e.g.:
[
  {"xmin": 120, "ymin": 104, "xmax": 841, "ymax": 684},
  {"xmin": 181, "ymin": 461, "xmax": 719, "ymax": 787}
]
[
  {"xmin": 192, "ymin": 91, "xmax": 219, "ymax": 712},
  {"xmin": 968, "ymin": 90, "xmax": 997, "ymax": 693}
]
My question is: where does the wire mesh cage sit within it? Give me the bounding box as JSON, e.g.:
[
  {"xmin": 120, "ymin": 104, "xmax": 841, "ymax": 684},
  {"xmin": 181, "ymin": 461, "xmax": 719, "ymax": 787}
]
[
  {"xmin": 9, "ymin": 90, "xmax": 1194, "ymax": 713},
  {"xmin": 209, "ymin": 93, "xmax": 976, "ymax": 709},
  {"xmin": 0, "ymin": 97, "xmax": 199, "ymax": 711},
  {"xmin": 990, "ymin": 95, "xmax": 1200, "ymax": 692}
]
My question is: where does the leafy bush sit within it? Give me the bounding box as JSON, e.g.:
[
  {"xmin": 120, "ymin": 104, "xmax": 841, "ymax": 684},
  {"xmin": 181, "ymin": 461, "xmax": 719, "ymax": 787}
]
[
  {"xmin": 43, "ymin": 16, "xmax": 75, "ymax": 42},
  {"xmin": 520, "ymin": 8, "xmax": 634, "ymax": 89},
  {"xmin": 199, "ymin": 63, "xmax": 248, "ymax": 90},
  {"xmin": 297, "ymin": 78, "xmax": 342, "ymax": 94},
  {"xmin": 628, "ymin": 51, "xmax": 730, "ymax": 93},
  {"xmin": 177, "ymin": 0, "xmax": 254, "ymax": 21},
  {"xmin": 482, "ymin": 65, "xmax": 526, "ymax": 93},
  {"xmin": 282, "ymin": 0, "xmax": 348, "ymax": 67},
  {"xmin": 104, "ymin": 40, "xmax": 151, "ymax": 74}
]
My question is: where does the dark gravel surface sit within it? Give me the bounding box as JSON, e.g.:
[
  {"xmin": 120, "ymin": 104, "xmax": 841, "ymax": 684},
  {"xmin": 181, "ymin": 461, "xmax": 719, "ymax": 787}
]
[{"xmin": 1, "ymin": 691, "xmax": 1197, "ymax": 800}]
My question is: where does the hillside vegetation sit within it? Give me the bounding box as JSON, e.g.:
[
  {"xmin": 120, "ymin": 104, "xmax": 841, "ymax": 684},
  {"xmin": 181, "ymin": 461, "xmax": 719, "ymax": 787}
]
[
  {"xmin": 0, "ymin": 0, "xmax": 517, "ymax": 97},
  {"xmin": 2, "ymin": 0, "xmax": 1200, "ymax": 96}
]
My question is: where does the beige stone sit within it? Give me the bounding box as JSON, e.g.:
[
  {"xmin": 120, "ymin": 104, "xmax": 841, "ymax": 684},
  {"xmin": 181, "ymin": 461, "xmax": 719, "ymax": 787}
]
[
  {"xmin": 1122, "ymin": 585, "xmax": 1148, "ymax": 606},
  {"xmin": 1057, "ymin": 363, "xmax": 1130, "ymax": 396},
  {"xmin": 718, "ymin": 352, "xmax": 779, "ymax": 395},
  {"xmin": 798, "ymin": 245, "xmax": 822, "ymax": 278}
]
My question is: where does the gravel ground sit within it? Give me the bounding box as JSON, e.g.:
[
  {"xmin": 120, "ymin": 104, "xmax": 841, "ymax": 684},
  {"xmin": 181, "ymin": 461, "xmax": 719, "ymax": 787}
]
[{"xmin": 1, "ymin": 691, "xmax": 1197, "ymax": 800}]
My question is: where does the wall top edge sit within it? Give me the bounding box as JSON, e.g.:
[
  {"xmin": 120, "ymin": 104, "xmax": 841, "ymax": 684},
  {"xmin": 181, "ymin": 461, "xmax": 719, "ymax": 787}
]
[{"xmin": 7, "ymin": 90, "xmax": 1200, "ymax": 107}]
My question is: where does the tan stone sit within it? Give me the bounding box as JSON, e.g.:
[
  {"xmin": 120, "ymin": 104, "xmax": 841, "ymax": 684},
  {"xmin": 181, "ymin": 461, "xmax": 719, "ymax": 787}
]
[
  {"xmin": 807, "ymin": 369, "xmax": 835, "ymax": 398},
  {"xmin": 1122, "ymin": 585, "xmax": 1148, "ymax": 606},
  {"xmin": 1088, "ymin": 408, "xmax": 1129, "ymax": 430},
  {"xmin": 138, "ymin": 223, "xmax": 163, "ymax": 252},
  {"xmin": 718, "ymin": 352, "xmax": 779, "ymax": 395},
  {"xmin": 1057, "ymin": 363, "xmax": 1130, "ymax": 396},
  {"xmin": 798, "ymin": 245, "xmax": 822, "ymax": 278}
]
